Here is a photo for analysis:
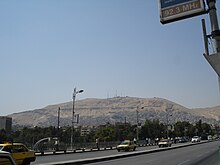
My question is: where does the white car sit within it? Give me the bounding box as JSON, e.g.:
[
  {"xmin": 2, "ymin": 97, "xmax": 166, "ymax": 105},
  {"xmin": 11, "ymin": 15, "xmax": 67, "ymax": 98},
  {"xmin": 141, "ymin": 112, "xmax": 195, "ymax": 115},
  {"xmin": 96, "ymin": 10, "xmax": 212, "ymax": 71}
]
[
  {"xmin": 0, "ymin": 151, "xmax": 17, "ymax": 165},
  {"xmin": 191, "ymin": 136, "xmax": 201, "ymax": 142}
]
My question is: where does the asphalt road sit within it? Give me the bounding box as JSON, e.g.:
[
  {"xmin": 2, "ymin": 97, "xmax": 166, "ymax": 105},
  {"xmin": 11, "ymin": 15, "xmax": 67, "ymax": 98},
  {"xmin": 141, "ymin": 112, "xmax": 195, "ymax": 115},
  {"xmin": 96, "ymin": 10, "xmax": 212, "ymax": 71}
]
[
  {"xmin": 89, "ymin": 141, "xmax": 220, "ymax": 165},
  {"xmin": 32, "ymin": 141, "xmax": 220, "ymax": 165}
]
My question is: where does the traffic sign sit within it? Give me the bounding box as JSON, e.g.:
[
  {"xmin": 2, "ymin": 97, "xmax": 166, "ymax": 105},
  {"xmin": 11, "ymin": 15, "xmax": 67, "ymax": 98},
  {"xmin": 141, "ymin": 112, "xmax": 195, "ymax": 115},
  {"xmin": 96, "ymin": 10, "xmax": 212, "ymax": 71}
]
[{"xmin": 159, "ymin": 0, "xmax": 206, "ymax": 24}]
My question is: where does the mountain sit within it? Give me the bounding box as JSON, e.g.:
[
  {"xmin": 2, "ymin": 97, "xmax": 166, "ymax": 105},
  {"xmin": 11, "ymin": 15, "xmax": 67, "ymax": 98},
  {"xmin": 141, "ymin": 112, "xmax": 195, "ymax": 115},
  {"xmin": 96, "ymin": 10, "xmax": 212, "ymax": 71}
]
[{"xmin": 8, "ymin": 97, "xmax": 220, "ymax": 128}]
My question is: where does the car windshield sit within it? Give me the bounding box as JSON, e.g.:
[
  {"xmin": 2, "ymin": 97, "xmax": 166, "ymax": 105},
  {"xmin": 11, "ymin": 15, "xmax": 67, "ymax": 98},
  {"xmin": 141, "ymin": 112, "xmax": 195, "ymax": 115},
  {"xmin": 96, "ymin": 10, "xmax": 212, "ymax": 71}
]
[
  {"xmin": 121, "ymin": 142, "xmax": 129, "ymax": 145},
  {"xmin": 160, "ymin": 139, "xmax": 169, "ymax": 142}
]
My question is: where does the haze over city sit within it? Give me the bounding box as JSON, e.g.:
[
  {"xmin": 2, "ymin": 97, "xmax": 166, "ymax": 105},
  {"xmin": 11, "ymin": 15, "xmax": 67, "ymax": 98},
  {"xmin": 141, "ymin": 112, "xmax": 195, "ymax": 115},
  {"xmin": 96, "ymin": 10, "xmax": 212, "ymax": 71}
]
[{"xmin": 0, "ymin": 0, "xmax": 220, "ymax": 116}]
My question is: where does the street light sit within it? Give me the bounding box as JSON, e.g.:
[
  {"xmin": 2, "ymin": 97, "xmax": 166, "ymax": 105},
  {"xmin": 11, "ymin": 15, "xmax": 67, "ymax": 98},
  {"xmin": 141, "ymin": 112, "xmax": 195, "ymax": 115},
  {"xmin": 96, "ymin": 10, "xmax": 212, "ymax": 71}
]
[
  {"xmin": 71, "ymin": 87, "xmax": 84, "ymax": 151},
  {"xmin": 166, "ymin": 105, "xmax": 173, "ymax": 138},
  {"xmin": 136, "ymin": 106, "xmax": 144, "ymax": 143}
]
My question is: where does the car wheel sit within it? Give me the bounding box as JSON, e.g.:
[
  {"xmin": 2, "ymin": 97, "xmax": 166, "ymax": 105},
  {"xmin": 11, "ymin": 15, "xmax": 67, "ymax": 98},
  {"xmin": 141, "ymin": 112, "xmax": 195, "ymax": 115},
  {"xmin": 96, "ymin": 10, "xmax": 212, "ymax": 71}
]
[
  {"xmin": 117, "ymin": 149, "xmax": 120, "ymax": 152},
  {"xmin": 22, "ymin": 159, "xmax": 30, "ymax": 165},
  {"xmin": 133, "ymin": 147, "xmax": 136, "ymax": 151}
]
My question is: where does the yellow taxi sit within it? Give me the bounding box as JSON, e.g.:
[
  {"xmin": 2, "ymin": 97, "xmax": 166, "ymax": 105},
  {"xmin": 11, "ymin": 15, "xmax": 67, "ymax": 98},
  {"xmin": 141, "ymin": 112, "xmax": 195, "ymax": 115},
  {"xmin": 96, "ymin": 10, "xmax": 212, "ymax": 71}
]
[
  {"xmin": 158, "ymin": 139, "xmax": 172, "ymax": 147},
  {"xmin": 0, "ymin": 142, "xmax": 36, "ymax": 165},
  {"xmin": 116, "ymin": 140, "xmax": 137, "ymax": 152}
]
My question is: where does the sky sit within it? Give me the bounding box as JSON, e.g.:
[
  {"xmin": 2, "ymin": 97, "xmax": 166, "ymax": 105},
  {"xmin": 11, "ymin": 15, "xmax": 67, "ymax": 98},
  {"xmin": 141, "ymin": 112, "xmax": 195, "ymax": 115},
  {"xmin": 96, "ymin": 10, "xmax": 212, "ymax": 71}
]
[{"xmin": 0, "ymin": 0, "xmax": 220, "ymax": 116}]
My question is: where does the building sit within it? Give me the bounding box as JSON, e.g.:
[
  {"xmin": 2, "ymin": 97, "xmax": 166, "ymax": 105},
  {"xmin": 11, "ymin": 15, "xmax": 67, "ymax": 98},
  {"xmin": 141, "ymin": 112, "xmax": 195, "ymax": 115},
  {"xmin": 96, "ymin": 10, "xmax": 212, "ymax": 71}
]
[
  {"xmin": 80, "ymin": 126, "xmax": 94, "ymax": 136},
  {"xmin": 0, "ymin": 116, "xmax": 12, "ymax": 133}
]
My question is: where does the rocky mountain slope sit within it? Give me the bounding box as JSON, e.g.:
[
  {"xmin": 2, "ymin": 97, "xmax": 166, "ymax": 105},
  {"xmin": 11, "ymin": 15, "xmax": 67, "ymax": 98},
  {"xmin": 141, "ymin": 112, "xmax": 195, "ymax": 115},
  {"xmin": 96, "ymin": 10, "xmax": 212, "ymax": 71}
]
[{"xmin": 9, "ymin": 97, "xmax": 220, "ymax": 127}]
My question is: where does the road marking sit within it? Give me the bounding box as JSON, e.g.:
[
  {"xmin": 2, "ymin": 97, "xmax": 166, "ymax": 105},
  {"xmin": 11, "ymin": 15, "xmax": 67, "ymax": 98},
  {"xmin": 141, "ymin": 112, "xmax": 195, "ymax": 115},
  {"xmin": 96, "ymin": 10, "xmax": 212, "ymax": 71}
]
[
  {"xmin": 177, "ymin": 159, "xmax": 190, "ymax": 165},
  {"xmin": 145, "ymin": 159, "xmax": 158, "ymax": 163},
  {"xmin": 204, "ymin": 151, "xmax": 211, "ymax": 154},
  {"xmin": 196, "ymin": 153, "xmax": 204, "ymax": 158}
]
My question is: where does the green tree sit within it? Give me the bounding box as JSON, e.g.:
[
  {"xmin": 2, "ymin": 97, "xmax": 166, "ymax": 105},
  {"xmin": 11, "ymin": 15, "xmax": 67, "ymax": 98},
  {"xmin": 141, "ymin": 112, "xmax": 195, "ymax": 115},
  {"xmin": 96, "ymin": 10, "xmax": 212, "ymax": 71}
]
[
  {"xmin": 0, "ymin": 129, "xmax": 11, "ymax": 143},
  {"xmin": 95, "ymin": 126, "xmax": 116, "ymax": 142},
  {"xmin": 114, "ymin": 123, "xmax": 135, "ymax": 141},
  {"xmin": 174, "ymin": 121, "xmax": 191, "ymax": 137},
  {"xmin": 140, "ymin": 119, "xmax": 165, "ymax": 140}
]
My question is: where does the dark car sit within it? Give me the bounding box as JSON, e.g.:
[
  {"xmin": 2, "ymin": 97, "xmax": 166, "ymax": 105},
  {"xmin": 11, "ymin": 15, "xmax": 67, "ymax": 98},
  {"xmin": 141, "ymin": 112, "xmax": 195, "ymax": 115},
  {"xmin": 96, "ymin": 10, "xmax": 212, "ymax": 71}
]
[{"xmin": 179, "ymin": 137, "xmax": 188, "ymax": 143}]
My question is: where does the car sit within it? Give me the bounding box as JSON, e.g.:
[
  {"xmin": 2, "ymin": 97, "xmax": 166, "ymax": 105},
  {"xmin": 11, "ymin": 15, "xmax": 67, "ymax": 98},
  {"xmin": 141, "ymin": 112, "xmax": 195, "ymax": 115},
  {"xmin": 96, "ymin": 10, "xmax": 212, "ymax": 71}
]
[
  {"xmin": 0, "ymin": 142, "xmax": 36, "ymax": 165},
  {"xmin": 178, "ymin": 137, "xmax": 188, "ymax": 143},
  {"xmin": 116, "ymin": 140, "xmax": 137, "ymax": 152},
  {"xmin": 207, "ymin": 135, "xmax": 213, "ymax": 141},
  {"xmin": 0, "ymin": 151, "xmax": 17, "ymax": 165},
  {"xmin": 158, "ymin": 139, "xmax": 172, "ymax": 147},
  {"xmin": 191, "ymin": 136, "xmax": 201, "ymax": 143}
]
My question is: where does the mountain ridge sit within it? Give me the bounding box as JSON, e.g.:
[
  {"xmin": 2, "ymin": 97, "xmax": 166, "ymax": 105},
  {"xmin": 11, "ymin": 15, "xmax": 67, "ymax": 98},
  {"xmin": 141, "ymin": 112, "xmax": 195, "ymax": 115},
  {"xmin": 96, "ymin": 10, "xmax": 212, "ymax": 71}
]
[{"xmin": 8, "ymin": 97, "xmax": 220, "ymax": 127}]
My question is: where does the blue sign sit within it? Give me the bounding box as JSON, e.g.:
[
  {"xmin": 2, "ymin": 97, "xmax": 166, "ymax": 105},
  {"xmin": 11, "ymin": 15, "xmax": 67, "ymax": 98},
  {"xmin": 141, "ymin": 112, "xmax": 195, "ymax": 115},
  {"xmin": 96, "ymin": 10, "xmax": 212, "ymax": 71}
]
[
  {"xmin": 159, "ymin": 0, "xmax": 205, "ymax": 24},
  {"xmin": 161, "ymin": 0, "xmax": 195, "ymax": 8}
]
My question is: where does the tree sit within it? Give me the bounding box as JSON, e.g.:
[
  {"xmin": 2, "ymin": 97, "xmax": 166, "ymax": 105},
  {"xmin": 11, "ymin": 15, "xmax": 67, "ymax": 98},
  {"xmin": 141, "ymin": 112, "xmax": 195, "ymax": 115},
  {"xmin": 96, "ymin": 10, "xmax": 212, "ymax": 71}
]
[
  {"xmin": 174, "ymin": 121, "xmax": 192, "ymax": 137},
  {"xmin": 140, "ymin": 119, "xmax": 165, "ymax": 140},
  {"xmin": 0, "ymin": 129, "xmax": 10, "ymax": 143},
  {"xmin": 95, "ymin": 125, "xmax": 116, "ymax": 142},
  {"xmin": 114, "ymin": 123, "xmax": 135, "ymax": 141}
]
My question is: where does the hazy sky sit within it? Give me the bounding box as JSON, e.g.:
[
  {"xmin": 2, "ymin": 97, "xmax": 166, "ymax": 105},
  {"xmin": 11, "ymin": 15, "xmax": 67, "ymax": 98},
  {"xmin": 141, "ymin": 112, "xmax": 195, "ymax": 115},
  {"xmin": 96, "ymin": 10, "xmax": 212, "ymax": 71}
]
[{"xmin": 1, "ymin": 0, "xmax": 220, "ymax": 116}]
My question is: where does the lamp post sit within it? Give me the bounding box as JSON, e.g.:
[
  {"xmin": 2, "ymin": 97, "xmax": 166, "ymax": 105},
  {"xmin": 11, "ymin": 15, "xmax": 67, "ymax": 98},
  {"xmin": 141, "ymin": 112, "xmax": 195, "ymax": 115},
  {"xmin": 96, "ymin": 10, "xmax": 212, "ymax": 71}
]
[
  {"xmin": 70, "ymin": 87, "xmax": 83, "ymax": 151},
  {"xmin": 136, "ymin": 106, "xmax": 144, "ymax": 143},
  {"xmin": 166, "ymin": 105, "xmax": 173, "ymax": 139}
]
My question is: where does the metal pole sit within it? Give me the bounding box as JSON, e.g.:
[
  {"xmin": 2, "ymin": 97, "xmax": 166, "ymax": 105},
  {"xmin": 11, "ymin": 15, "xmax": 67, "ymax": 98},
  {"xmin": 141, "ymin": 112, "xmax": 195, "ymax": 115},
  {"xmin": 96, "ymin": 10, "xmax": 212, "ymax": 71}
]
[
  {"xmin": 202, "ymin": 19, "xmax": 209, "ymax": 56},
  {"xmin": 71, "ymin": 88, "xmax": 76, "ymax": 151},
  {"xmin": 136, "ymin": 106, "xmax": 139, "ymax": 142},
  {"xmin": 58, "ymin": 107, "xmax": 60, "ymax": 130},
  {"xmin": 70, "ymin": 87, "xmax": 83, "ymax": 151},
  {"xmin": 207, "ymin": 0, "xmax": 220, "ymax": 52},
  {"xmin": 166, "ymin": 112, "xmax": 169, "ymax": 138},
  {"xmin": 57, "ymin": 107, "xmax": 60, "ymax": 151},
  {"xmin": 166, "ymin": 105, "xmax": 173, "ymax": 139}
]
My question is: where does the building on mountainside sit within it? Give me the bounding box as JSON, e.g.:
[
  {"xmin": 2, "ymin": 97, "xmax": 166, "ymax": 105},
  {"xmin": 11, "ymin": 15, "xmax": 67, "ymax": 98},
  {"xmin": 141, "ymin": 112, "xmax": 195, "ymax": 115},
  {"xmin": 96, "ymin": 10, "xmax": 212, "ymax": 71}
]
[{"xmin": 0, "ymin": 116, "xmax": 12, "ymax": 134}]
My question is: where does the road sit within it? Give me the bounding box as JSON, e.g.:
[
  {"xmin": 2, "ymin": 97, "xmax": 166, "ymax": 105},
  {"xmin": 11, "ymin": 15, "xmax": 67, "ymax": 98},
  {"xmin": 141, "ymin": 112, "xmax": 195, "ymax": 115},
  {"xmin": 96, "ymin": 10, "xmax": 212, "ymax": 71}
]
[
  {"xmin": 89, "ymin": 141, "xmax": 220, "ymax": 165},
  {"xmin": 33, "ymin": 141, "xmax": 220, "ymax": 165}
]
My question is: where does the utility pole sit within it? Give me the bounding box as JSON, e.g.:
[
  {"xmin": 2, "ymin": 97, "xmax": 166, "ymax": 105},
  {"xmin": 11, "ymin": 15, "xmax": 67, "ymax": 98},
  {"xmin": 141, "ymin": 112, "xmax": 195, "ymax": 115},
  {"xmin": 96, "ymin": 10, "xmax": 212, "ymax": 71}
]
[
  {"xmin": 136, "ymin": 107, "xmax": 139, "ymax": 142},
  {"xmin": 202, "ymin": 0, "xmax": 220, "ymax": 78},
  {"xmin": 136, "ymin": 106, "xmax": 145, "ymax": 142},
  {"xmin": 166, "ymin": 105, "xmax": 173, "ymax": 139},
  {"xmin": 58, "ymin": 107, "xmax": 60, "ymax": 130},
  {"xmin": 56, "ymin": 107, "xmax": 60, "ymax": 151},
  {"xmin": 207, "ymin": 0, "xmax": 220, "ymax": 52}
]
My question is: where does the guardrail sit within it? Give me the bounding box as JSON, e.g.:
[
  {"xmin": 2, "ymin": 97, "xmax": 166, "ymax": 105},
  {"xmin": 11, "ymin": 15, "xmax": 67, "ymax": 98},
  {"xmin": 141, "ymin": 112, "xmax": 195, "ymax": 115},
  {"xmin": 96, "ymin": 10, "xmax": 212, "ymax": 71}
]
[
  {"xmin": 36, "ymin": 139, "xmax": 206, "ymax": 156},
  {"xmin": 35, "ymin": 140, "xmax": 157, "ymax": 155}
]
